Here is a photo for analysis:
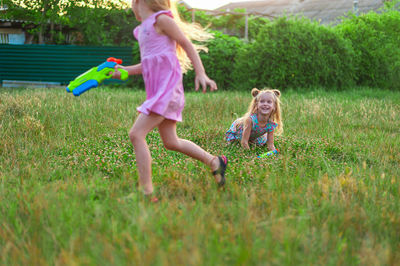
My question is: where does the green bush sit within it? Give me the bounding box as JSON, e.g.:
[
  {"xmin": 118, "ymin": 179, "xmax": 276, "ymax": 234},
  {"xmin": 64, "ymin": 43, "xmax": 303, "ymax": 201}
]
[
  {"xmin": 131, "ymin": 7, "xmax": 400, "ymax": 91},
  {"xmin": 335, "ymin": 7, "xmax": 400, "ymax": 90},
  {"xmin": 131, "ymin": 31, "xmax": 244, "ymax": 90},
  {"xmin": 183, "ymin": 31, "xmax": 245, "ymax": 90},
  {"xmin": 233, "ymin": 16, "xmax": 356, "ymax": 90}
]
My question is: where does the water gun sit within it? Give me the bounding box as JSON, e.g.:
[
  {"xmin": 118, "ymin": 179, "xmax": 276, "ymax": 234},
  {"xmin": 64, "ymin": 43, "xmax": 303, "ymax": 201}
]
[
  {"xmin": 66, "ymin": 57, "xmax": 129, "ymax": 96},
  {"xmin": 257, "ymin": 149, "xmax": 279, "ymax": 158}
]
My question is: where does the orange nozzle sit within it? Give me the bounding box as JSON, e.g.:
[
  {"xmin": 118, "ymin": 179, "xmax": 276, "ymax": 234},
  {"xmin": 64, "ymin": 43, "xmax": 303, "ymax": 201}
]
[{"xmin": 107, "ymin": 57, "xmax": 123, "ymax": 64}]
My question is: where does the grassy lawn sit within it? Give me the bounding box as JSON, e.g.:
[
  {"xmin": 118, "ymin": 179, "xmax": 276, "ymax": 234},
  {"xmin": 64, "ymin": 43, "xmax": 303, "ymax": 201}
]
[{"xmin": 0, "ymin": 87, "xmax": 399, "ymax": 265}]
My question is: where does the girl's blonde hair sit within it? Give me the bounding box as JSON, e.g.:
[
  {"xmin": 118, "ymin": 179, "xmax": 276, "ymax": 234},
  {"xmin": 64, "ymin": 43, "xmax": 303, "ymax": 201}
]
[
  {"xmin": 240, "ymin": 88, "xmax": 283, "ymax": 135},
  {"xmin": 143, "ymin": 0, "xmax": 213, "ymax": 73}
]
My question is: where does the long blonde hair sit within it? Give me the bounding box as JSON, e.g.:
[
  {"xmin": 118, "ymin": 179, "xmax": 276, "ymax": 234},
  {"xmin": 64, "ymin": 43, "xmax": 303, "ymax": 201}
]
[
  {"xmin": 240, "ymin": 88, "xmax": 283, "ymax": 135},
  {"xmin": 143, "ymin": 0, "xmax": 213, "ymax": 73}
]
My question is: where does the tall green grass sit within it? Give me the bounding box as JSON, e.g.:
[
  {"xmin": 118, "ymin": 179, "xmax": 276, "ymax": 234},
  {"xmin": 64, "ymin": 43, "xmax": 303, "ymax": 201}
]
[{"xmin": 1, "ymin": 87, "xmax": 399, "ymax": 265}]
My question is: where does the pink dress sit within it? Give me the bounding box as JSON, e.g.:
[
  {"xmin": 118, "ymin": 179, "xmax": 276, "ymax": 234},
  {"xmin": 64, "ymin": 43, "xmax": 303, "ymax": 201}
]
[{"xmin": 133, "ymin": 10, "xmax": 184, "ymax": 122}]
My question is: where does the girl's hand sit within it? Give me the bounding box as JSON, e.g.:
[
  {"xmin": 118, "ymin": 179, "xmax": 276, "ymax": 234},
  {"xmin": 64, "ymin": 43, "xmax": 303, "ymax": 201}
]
[
  {"xmin": 267, "ymin": 131, "xmax": 275, "ymax": 151},
  {"xmin": 111, "ymin": 65, "xmax": 125, "ymax": 79},
  {"xmin": 268, "ymin": 145, "xmax": 276, "ymax": 151},
  {"xmin": 195, "ymin": 73, "xmax": 217, "ymax": 93},
  {"xmin": 241, "ymin": 140, "xmax": 250, "ymax": 150},
  {"xmin": 241, "ymin": 117, "xmax": 252, "ymax": 150}
]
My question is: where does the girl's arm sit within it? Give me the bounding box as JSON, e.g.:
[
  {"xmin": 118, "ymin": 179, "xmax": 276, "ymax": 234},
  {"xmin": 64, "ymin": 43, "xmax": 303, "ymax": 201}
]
[
  {"xmin": 241, "ymin": 117, "xmax": 252, "ymax": 150},
  {"xmin": 267, "ymin": 131, "xmax": 276, "ymax": 151},
  {"xmin": 122, "ymin": 64, "xmax": 142, "ymax": 75},
  {"xmin": 112, "ymin": 63, "xmax": 142, "ymax": 79},
  {"xmin": 156, "ymin": 15, "xmax": 217, "ymax": 92}
]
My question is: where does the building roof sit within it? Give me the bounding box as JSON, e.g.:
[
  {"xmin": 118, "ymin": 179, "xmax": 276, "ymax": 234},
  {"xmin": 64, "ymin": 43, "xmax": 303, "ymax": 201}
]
[
  {"xmin": 0, "ymin": 4, "xmax": 8, "ymax": 11},
  {"xmin": 217, "ymin": 0, "xmax": 385, "ymax": 24},
  {"xmin": 0, "ymin": 18, "xmax": 35, "ymax": 29},
  {"xmin": 0, "ymin": 18, "xmax": 31, "ymax": 24}
]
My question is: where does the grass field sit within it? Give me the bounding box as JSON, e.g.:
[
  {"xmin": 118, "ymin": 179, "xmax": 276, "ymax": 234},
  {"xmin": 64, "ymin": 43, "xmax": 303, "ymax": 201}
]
[{"xmin": 1, "ymin": 87, "xmax": 399, "ymax": 265}]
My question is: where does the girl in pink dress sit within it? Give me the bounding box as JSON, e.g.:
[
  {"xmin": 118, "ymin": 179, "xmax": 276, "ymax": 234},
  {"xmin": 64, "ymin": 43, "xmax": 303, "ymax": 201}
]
[{"xmin": 112, "ymin": 0, "xmax": 227, "ymax": 201}]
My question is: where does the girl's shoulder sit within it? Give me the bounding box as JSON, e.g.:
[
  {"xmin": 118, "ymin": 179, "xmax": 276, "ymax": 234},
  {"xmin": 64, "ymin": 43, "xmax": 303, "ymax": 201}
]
[
  {"xmin": 244, "ymin": 116, "xmax": 253, "ymax": 126},
  {"xmin": 153, "ymin": 10, "xmax": 174, "ymax": 22},
  {"xmin": 140, "ymin": 10, "xmax": 173, "ymax": 27},
  {"xmin": 249, "ymin": 113, "xmax": 258, "ymax": 123},
  {"xmin": 135, "ymin": 10, "xmax": 174, "ymax": 40},
  {"xmin": 152, "ymin": 10, "xmax": 175, "ymax": 33}
]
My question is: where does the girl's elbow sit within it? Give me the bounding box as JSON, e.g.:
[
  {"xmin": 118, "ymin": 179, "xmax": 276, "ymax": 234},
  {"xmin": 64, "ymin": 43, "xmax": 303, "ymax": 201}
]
[{"xmin": 180, "ymin": 39, "xmax": 195, "ymax": 53}]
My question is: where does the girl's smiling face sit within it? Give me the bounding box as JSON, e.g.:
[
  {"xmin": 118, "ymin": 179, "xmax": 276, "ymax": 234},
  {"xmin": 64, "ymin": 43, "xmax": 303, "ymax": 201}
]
[{"xmin": 257, "ymin": 93, "xmax": 275, "ymax": 116}]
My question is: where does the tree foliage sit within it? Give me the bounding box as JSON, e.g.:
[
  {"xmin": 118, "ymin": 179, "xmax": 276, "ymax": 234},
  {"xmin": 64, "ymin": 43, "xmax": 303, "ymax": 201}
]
[
  {"xmin": 183, "ymin": 31, "xmax": 244, "ymax": 90},
  {"xmin": 4, "ymin": 0, "xmax": 69, "ymax": 43},
  {"xmin": 3, "ymin": 1, "xmax": 400, "ymax": 90},
  {"xmin": 335, "ymin": 3, "xmax": 400, "ymax": 89},
  {"xmin": 232, "ymin": 16, "xmax": 356, "ymax": 90},
  {"xmin": 2, "ymin": 0, "xmax": 136, "ymax": 45}
]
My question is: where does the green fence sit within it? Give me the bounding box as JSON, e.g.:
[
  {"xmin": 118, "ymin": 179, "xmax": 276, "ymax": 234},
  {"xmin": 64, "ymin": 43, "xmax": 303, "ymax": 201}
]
[{"xmin": 0, "ymin": 44, "xmax": 133, "ymax": 85}]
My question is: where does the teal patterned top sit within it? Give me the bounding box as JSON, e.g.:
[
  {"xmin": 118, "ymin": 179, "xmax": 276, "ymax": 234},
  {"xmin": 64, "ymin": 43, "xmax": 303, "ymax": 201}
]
[{"xmin": 226, "ymin": 114, "xmax": 277, "ymax": 146}]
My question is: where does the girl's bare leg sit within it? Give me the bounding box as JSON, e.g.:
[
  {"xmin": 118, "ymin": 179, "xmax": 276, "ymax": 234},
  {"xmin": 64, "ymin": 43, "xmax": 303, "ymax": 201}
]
[
  {"xmin": 158, "ymin": 119, "xmax": 221, "ymax": 181},
  {"xmin": 129, "ymin": 112, "xmax": 165, "ymax": 195}
]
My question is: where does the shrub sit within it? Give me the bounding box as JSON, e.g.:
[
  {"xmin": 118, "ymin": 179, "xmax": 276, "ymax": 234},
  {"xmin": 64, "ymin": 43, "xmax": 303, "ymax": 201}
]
[
  {"xmin": 335, "ymin": 7, "xmax": 400, "ymax": 90},
  {"xmin": 68, "ymin": 6, "xmax": 139, "ymax": 46},
  {"xmin": 131, "ymin": 31, "xmax": 244, "ymax": 90},
  {"xmin": 233, "ymin": 16, "xmax": 356, "ymax": 90},
  {"xmin": 183, "ymin": 31, "xmax": 245, "ymax": 90}
]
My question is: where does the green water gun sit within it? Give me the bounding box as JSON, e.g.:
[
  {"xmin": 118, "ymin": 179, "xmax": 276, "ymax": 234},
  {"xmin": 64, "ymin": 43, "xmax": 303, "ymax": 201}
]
[
  {"xmin": 257, "ymin": 149, "xmax": 279, "ymax": 158},
  {"xmin": 66, "ymin": 57, "xmax": 129, "ymax": 96}
]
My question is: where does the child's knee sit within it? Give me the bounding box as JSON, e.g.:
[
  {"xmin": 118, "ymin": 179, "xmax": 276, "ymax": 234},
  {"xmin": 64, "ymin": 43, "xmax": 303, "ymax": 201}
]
[
  {"xmin": 129, "ymin": 129, "xmax": 143, "ymax": 144},
  {"xmin": 163, "ymin": 139, "xmax": 179, "ymax": 151}
]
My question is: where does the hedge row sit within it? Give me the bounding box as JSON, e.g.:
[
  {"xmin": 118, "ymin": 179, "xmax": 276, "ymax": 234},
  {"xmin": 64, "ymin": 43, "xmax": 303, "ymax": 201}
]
[{"xmin": 132, "ymin": 5, "xmax": 399, "ymax": 91}]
